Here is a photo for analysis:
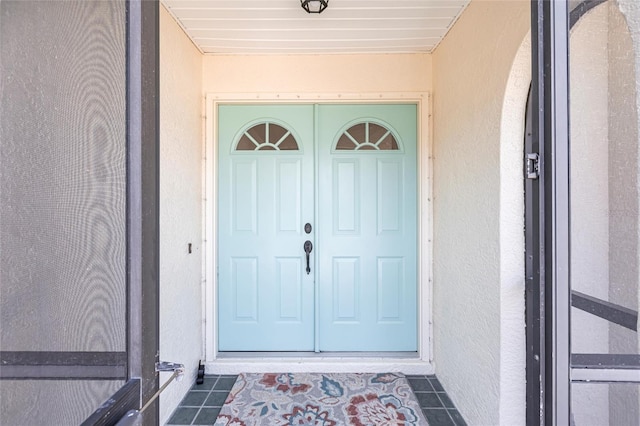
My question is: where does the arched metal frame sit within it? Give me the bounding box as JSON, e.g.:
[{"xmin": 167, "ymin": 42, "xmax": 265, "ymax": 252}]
[{"xmin": 525, "ymin": 0, "xmax": 640, "ymax": 424}]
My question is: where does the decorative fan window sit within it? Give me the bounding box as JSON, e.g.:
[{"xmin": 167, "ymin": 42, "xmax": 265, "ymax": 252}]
[
  {"xmin": 336, "ymin": 122, "xmax": 399, "ymax": 151},
  {"xmin": 236, "ymin": 122, "xmax": 299, "ymax": 151}
]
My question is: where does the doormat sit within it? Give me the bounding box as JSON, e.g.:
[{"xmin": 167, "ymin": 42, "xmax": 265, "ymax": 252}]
[{"xmin": 214, "ymin": 372, "xmax": 428, "ymax": 425}]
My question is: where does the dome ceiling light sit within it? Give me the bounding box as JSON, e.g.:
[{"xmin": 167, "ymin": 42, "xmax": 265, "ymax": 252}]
[{"xmin": 301, "ymin": 0, "xmax": 328, "ymax": 14}]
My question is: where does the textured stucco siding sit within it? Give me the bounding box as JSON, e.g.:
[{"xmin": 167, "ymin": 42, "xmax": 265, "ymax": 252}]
[
  {"xmin": 159, "ymin": 5, "xmax": 204, "ymax": 424},
  {"xmin": 202, "ymin": 54, "xmax": 432, "ymax": 94},
  {"xmin": 432, "ymin": 1, "xmax": 529, "ymax": 424}
]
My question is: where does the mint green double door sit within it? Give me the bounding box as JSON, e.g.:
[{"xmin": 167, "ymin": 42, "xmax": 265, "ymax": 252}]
[{"xmin": 218, "ymin": 104, "xmax": 417, "ymax": 352}]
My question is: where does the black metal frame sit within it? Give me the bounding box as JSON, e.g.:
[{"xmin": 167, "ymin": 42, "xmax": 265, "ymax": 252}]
[
  {"xmin": 571, "ymin": 291, "xmax": 638, "ymax": 331},
  {"xmin": 528, "ymin": 0, "xmax": 571, "ymax": 424},
  {"xmin": 569, "ymin": 0, "xmax": 607, "ymax": 27},
  {"xmin": 572, "ymin": 354, "xmax": 640, "ymax": 369},
  {"xmin": 0, "ymin": 352, "xmax": 127, "ymax": 380},
  {"xmin": 526, "ymin": 0, "xmax": 640, "ymax": 423},
  {"xmin": 543, "ymin": 1, "xmax": 572, "ymax": 422},
  {"xmin": 1, "ymin": 1, "xmax": 160, "ymax": 424},
  {"xmin": 524, "ymin": 80, "xmax": 543, "ymax": 426},
  {"xmin": 80, "ymin": 379, "xmax": 141, "ymax": 426},
  {"xmin": 81, "ymin": 1, "xmax": 160, "ymax": 424},
  {"xmin": 126, "ymin": 1, "xmax": 160, "ymax": 424}
]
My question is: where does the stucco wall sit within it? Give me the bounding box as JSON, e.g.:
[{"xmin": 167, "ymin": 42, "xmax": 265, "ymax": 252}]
[
  {"xmin": 202, "ymin": 54, "xmax": 432, "ymax": 94},
  {"xmin": 432, "ymin": 1, "xmax": 529, "ymax": 424},
  {"xmin": 159, "ymin": 5, "xmax": 204, "ymax": 424},
  {"xmin": 499, "ymin": 31, "xmax": 530, "ymax": 426}
]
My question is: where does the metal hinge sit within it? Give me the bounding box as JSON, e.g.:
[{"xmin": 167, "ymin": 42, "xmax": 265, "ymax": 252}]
[{"xmin": 526, "ymin": 153, "xmax": 540, "ymax": 179}]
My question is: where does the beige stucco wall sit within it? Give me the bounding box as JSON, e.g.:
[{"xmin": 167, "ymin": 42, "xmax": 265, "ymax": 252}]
[
  {"xmin": 202, "ymin": 54, "xmax": 432, "ymax": 94},
  {"xmin": 432, "ymin": 1, "xmax": 529, "ymax": 424},
  {"xmin": 159, "ymin": 5, "xmax": 204, "ymax": 423}
]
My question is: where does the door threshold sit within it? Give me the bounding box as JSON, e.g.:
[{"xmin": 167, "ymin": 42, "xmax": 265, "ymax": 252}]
[
  {"xmin": 217, "ymin": 351, "xmax": 419, "ymax": 359},
  {"xmin": 206, "ymin": 353, "xmax": 433, "ymax": 375}
]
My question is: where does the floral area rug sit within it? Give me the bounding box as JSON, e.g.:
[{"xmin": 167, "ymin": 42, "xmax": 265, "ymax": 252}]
[{"xmin": 214, "ymin": 372, "xmax": 428, "ymax": 426}]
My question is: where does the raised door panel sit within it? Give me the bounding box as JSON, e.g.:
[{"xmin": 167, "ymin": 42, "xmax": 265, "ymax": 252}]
[
  {"xmin": 333, "ymin": 257, "xmax": 360, "ymax": 322},
  {"xmin": 231, "ymin": 160, "xmax": 257, "ymax": 234},
  {"xmin": 218, "ymin": 105, "xmax": 315, "ymax": 351},
  {"xmin": 317, "ymin": 104, "xmax": 418, "ymax": 352}
]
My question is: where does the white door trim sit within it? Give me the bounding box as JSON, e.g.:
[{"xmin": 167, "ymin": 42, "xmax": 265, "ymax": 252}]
[{"xmin": 204, "ymin": 92, "xmax": 433, "ymax": 374}]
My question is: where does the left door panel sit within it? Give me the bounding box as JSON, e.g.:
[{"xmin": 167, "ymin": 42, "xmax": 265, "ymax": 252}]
[{"xmin": 218, "ymin": 105, "xmax": 315, "ymax": 351}]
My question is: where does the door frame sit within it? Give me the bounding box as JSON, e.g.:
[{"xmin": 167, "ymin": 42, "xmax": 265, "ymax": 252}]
[
  {"xmin": 204, "ymin": 93, "xmax": 433, "ymax": 374},
  {"xmin": 527, "ymin": 1, "xmax": 640, "ymax": 424}
]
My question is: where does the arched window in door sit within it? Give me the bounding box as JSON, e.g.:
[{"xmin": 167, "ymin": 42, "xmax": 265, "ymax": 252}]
[
  {"xmin": 336, "ymin": 122, "xmax": 400, "ymax": 151},
  {"xmin": 235, "ymin": 122, "xmax": 299, "ymax": 151}
]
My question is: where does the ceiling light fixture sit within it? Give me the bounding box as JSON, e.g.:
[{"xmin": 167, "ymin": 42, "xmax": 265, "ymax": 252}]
[{"xmin": 301, "ymin": 0, "xmax": 328, "ymax": 13}]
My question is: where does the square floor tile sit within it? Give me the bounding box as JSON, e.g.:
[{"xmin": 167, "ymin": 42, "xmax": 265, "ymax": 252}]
[
  {"xmin": 423, "ymin": 408, "xmax": 455, "ymax": 426},
  {"xmin": 192, "ymin": 377, "xmax": 217, "ymax": 391},
  {"xmin": 437, "ymin": 392, "xmax": 455, "ymax": 409},
  {"xmin": 181, "ymin": 391, "xmax": 209, "ymax": 407},
  {"xmin": 214, "ymin": 376, "xmax": 237, "ymax": 390},
  {"xmin": 415, "ymin": 392, "xmax": 443, "ymax": 408},
  {"xmin": 428, "ymin": 377, "xmax": 445, "ymax": 392},
  {"xmin": 205, "ymin": 391, "xmax": 229, "ymax": 407},
  {"xmin": 408, "ymin": 377, "xmax": 434, "ymax": 392},
  {"xmin": 167, "ymin": 407, "xmax": 199, "ymax": 425},
  {"xmin": 193, "ymin": 407, "xmax": 221, "ymax": 424},
  {"xmin": 448, "ymin": 409, "xmax": 468, "ymax": 426}
]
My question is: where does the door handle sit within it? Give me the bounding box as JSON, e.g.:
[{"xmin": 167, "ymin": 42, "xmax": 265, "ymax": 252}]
[{"xmin": 304, "ymin": 240, "xmax": 313, "ymax": 275}]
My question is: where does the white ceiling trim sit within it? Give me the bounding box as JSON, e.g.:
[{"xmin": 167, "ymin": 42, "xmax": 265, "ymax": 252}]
[{"xmin": 162, "ymin": 0, "xmax": 470, "ymax": 55}]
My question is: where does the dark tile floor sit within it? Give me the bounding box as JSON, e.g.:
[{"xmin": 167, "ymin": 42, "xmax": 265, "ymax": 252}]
[
  {"xmin": 167, "ymin": 375, "xmax": 236, "ymax": 425},
  {"xmin": 407, "ymin": 375, "xmax": 467, "ymax": 426},
  {"xmin": 167, "ymin": 374, "xmax": 466, "ymax": 426}
]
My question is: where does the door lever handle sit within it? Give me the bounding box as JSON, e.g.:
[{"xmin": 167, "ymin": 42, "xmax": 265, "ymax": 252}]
[{"xmin": 304, "ymin": 240, "xmax": 313, "ymax": 275}]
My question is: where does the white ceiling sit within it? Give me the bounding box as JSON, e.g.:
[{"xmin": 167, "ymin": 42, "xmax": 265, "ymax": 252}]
[{"xmin": 162, "ymin": 0, "xmax": 470, "ymax": 55}]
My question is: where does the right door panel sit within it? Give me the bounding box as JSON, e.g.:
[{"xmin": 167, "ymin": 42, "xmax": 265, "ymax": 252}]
[{"xmin": 317, "ymin": 104, "xmax": 418, "ymax": 351}]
